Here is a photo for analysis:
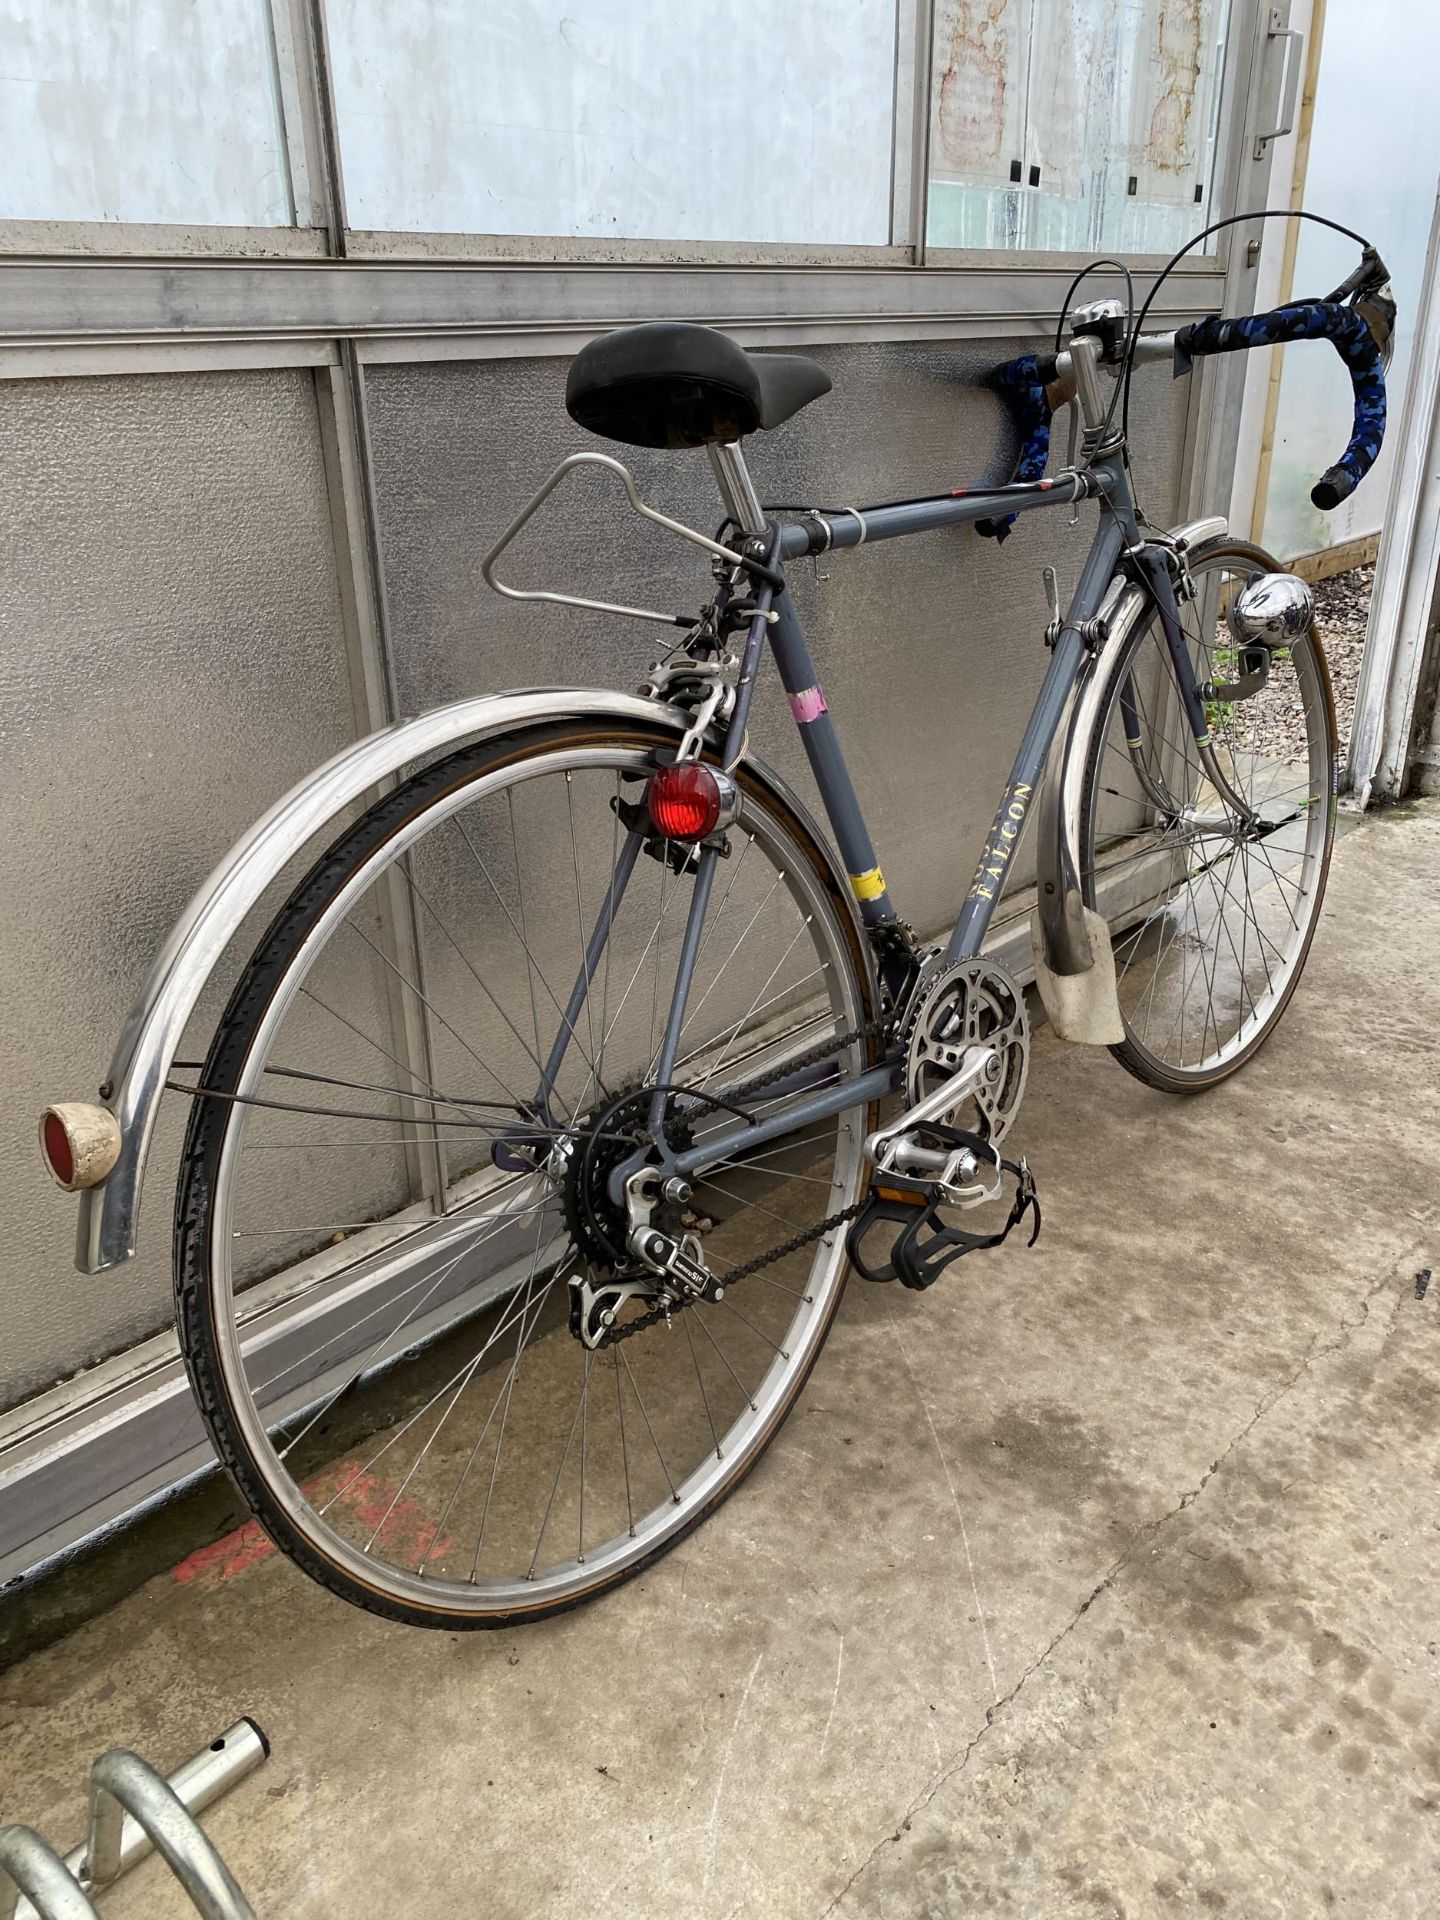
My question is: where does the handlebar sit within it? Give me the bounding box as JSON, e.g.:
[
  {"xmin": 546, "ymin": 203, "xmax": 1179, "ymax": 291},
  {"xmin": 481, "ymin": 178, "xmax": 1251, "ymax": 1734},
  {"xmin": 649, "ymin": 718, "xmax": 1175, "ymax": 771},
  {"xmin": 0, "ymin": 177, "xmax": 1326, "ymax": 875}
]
[
  {"xmin": 1174, "ymin": 302, "xmax": 1386, "ymax": 509},
  {"xmin": 981, "ymin": 294, "xmax": 1387, "ymax": 538},
  {"xmin": 974, "ymin": 354, "xmax": 1058, "ymax": 542}
]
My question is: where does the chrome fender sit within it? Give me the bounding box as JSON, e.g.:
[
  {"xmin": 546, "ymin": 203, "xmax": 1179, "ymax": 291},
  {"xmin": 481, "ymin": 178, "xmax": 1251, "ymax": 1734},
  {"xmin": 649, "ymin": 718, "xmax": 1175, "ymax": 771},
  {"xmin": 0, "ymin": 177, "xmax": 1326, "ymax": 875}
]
[
  {"xmin": 76, "ymin": 687, "xmax": 851, "ymax": 1276},
  {"xmin": 1034, "ymin": 578, "xmax": 1151, "ymax": 981}
]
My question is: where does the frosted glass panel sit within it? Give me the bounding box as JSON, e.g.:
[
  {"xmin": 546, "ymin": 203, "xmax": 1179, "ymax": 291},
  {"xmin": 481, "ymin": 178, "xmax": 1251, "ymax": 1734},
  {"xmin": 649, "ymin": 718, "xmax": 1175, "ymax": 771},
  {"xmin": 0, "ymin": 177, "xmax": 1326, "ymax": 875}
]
[
  {"xmin": 0, "ymin": 0, "xmax": 293, "ymax": 226},
  {"xmin": 927, "ymin": 0, "xmax": 1228, "ymax": 254},
  {"xmin": 327, "ymin": 0, "xmax": 898, "ymax": 244}
]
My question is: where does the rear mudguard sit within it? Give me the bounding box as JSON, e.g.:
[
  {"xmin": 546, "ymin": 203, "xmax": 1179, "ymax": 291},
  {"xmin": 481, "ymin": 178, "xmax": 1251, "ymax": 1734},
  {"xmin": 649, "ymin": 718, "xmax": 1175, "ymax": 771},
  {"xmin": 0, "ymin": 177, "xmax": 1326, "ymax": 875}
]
[{"xmin": 72, "ymin": 688, "xmax": 869, "ymax": 1275}]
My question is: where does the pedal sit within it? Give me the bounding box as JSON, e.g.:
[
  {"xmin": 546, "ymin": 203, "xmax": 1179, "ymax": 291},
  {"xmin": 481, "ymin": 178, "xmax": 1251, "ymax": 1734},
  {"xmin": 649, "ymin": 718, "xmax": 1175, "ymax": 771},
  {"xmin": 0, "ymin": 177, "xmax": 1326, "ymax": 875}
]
[{"xmin": 846, "ymin": 1124, "xmax": 1040, "ymax": 1290}]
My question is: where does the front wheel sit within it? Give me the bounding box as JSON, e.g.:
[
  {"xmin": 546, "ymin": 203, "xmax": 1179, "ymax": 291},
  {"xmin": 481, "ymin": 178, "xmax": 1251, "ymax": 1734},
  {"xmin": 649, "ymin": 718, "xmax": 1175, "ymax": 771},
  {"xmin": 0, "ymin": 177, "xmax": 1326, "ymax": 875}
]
[
  {"xmin": 174, "ymin": 719, "xmax": 873, "ymax": 1627},
  {"xmin": 1079, "ymin": 538, "xmax": 1337, "ymax": 1091}
]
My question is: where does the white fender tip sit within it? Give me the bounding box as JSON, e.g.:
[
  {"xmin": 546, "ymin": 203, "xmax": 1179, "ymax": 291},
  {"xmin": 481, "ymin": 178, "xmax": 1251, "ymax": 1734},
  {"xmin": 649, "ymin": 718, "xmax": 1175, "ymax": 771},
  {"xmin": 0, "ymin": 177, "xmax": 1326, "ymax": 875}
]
[{"xmin": 1030, "ymin": 907, "xmax": 1126, "ymax": 1046}]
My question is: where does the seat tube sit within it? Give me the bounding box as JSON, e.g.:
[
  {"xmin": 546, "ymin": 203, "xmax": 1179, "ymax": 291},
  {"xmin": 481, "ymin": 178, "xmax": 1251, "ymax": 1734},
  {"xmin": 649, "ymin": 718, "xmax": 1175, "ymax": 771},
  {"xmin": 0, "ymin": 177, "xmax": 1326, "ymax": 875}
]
[
  {"xmin": 767, "ymin": 596, "xmax": 897, "ymax": 925},
  {"xmin": 708, "ymin": 440, "xmax": 896, "ymax": 924}
]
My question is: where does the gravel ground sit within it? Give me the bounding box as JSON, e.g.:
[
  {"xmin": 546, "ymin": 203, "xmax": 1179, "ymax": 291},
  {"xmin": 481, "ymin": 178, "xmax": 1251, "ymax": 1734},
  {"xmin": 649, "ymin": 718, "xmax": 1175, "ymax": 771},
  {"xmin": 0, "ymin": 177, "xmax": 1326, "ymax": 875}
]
[{"xmin": 1311, "ymin": 561, "xmax": 1373, "ymax": 757}]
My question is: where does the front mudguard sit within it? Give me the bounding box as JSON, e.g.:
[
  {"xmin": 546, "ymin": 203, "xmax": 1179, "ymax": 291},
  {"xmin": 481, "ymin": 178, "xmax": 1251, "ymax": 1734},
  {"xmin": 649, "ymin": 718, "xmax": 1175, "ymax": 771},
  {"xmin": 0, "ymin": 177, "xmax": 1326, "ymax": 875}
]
[
  {"xmin": 71, "ymin": 688, "xmax": 865, "ymax": 1275},
  {"xmin": 1031, "ymin": 576, "xmax": 1148, "ymax": 1040}
]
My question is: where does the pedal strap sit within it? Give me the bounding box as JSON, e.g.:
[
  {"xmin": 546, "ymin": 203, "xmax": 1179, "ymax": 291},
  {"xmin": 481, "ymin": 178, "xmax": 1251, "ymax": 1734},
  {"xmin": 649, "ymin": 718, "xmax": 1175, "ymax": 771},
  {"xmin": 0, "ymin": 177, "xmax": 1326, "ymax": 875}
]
[{"xmin": 846, "ymin": 1126, "xmax": 1040, "ymax": 1290}]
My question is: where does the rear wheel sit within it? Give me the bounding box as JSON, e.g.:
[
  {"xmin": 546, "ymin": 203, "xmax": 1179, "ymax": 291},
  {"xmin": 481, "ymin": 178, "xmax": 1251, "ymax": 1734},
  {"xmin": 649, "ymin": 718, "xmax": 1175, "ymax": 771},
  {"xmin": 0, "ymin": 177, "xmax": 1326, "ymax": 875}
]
[
  {"xmin": 175, "ymin": 719, "xmax": 873, "ymax": 1627},
  {"xmin": 1079, "ymin": 538, "xmax": 1337, "ymax": 1090}
]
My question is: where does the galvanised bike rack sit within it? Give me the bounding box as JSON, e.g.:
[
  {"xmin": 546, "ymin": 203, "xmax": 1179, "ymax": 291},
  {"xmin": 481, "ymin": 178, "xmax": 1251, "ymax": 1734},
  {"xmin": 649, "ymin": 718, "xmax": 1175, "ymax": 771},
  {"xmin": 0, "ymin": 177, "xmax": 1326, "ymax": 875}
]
[{"xmin": 0, "ymin": 1717, "xmax": 267, "ymax": 1919}]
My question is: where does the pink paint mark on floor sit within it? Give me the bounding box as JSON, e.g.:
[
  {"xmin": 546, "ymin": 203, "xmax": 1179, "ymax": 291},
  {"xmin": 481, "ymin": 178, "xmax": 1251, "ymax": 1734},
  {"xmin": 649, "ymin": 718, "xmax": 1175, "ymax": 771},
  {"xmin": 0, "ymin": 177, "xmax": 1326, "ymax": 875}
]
[{"xmin": 172, "ymin": 1458, "xmax": 457, "ymax": 1588}]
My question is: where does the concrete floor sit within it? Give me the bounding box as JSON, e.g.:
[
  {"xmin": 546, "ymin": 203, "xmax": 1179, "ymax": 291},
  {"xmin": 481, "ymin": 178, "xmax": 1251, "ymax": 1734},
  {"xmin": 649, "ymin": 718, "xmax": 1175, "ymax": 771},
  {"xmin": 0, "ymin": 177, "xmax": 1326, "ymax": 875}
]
[{"xmin": 2, "ymin": 800, "xmax": 1438, "ymax": 1919}]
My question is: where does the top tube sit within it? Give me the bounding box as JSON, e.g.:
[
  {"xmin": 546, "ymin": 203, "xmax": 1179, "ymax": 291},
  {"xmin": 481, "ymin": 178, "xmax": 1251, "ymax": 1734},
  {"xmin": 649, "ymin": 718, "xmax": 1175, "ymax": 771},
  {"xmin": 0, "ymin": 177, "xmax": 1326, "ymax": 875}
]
[{"xmin": 775, "ymin": 467, "xmax": 1113, "ymax": 561}]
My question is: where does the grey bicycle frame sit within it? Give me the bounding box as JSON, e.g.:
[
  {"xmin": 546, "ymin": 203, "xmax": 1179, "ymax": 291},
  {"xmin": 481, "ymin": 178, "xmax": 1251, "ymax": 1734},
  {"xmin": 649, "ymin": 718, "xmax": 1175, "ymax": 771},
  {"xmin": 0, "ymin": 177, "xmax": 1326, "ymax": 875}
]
[{"xmin": 535, "ymin": 437, "xmax": 1178, "ymax": 1191}]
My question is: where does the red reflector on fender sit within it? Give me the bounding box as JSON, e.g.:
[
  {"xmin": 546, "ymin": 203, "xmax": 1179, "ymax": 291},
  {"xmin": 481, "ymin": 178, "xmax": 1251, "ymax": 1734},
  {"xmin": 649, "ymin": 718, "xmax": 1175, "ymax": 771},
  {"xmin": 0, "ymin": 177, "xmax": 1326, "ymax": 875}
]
[{"xmin": 42, "ymin": 1111, "xmax": 75, "ymax": 1187}]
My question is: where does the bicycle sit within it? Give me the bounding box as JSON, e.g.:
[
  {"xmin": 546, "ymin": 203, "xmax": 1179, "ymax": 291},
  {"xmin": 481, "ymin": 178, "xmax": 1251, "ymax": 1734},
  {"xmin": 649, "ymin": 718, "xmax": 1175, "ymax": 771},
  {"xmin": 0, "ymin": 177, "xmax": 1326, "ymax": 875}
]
[{"xmin": 40, "ymin": 218, "xmax": 1394, "ymax": 1628}]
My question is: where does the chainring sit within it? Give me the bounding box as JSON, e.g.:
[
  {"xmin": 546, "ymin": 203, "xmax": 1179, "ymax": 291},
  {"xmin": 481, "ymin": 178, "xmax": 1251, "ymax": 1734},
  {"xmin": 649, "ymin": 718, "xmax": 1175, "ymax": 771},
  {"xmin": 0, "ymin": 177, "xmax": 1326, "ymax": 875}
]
[{"xmin": 903, "ymin": 956, "xmax": 1029, "ymax": 1143}]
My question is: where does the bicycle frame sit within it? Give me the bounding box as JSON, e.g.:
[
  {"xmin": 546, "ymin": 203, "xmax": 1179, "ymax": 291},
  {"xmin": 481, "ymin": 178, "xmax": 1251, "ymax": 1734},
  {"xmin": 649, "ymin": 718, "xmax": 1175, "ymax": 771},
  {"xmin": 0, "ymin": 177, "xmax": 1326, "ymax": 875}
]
[
  {"xmin": 67, "ymin": 392, "xmax": 1221, "ymax": 1274},
  {"xmin": 535, "ymin": 437, "xmax": 1204, "ymax": 1192}
]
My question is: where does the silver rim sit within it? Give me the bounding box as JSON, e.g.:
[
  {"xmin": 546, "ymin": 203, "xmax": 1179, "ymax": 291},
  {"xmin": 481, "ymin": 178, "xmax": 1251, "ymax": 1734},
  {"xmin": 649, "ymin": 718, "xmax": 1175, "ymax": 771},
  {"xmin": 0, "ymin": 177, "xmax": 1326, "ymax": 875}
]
[
  {"xmin": 200, "ymin": 742, "xmax": 866, "ymax": 1616},
  {"xmin": 1083, "ymin": 549, "xmax": 1332, "ymax": 1079}
]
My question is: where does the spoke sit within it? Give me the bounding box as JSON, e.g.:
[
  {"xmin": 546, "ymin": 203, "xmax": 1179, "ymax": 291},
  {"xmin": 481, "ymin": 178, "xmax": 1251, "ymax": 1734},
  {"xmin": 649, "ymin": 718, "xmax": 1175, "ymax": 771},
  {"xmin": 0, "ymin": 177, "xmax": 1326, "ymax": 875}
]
[
  {"xmin": 528, "ymin": 1344, "xmax": 592, "ymax": 1577},
  {"xmin": 738, "ymin": 1269, "xmax": 811, "ymax": 1300},
  {"xmin": 676, "ymin": 966, "xmax": 827, "ymax": 1077},
  {"xmin": 569, "ymin": 831, "xmax": 641, "ymax": 1117},
  {"xmin": 1239, "ymin": 847, "xmax": 1276, "ymax": 1000},
  {"xmin": 687, "ymin": 828, "xmax": 754, "ymax": 984},
  {"xmin": 1248, "ymin": 839, "xmax": 1305, "ymax": 927},
  {"xmin": 648, "ymin": 846, "xmax": 670, "ymax": 1072},
  {"xmin": 316, "ymin": 1259, "xmax": 562, "ymax": 1512},
  {"xmin": 617, "ymin": 1345, "xmax": 680, "ymax": 1500},
  {"xmin": 592, "ymin": 775, "xmax": 622, "ymax": 1108},
  {"xmin": 1196, "ymin": 854, "xmax": 1259, "ymax": 1039},
  {"xmin": 400, "ymin": 865, "xmax": 549, "ymax": 1079},
  {"xmin": 249, "ymin": 1060, "xmax": 512, "ymax": 1117},
  {"xmin": 277, "ymin": 1187, "xmax": 546, "ymax": 1460},
  {"xmin": 589, "ymin": 855, "xmax": 687, "ymax": 1082},
  {"xmin": 250, "ymin": 1202, "xmax": 539, "ymax": 1405},
  {"xmin": 672, "ymin": 869, "xmax": 785, "ymax": 1060},
  {"xmin": 702, "ymin": 1155, "xmax": 836, "ymax": 1188},
  {"xmin": 578, "ymin": 1346, "xmax": 592, "ymax": 1560},
  {"xmin": 566, "ymin": 771, "xmax": 603, "ymax": 1088},
  {"xmin": 417, "ymin": 1216, "xmax": 554, "ymax": 1575},
  {"xmin": 246, "ymin": 1136, "xmax": 545, "ymax": 1151},
  {"xmin": 689, "ymin": 1307, "xmax": 758, "ymax": 1412},
  {"xmin": 298, "ymin": 982, "xmax": 478, "ymax": 1122},
  {"xmin": 613, "ymin": 1347, "xmax": 635, "ymax": 1536},
  {"xmin": 692, "ymin": 1125, "xmax": 837, "ymax": 1167},
  {"xmin": 706, "ymin": 1294, "xmax": 789, "ymax": 1359},
  {"xmin": 470, "ymin": 1259, "xmax": 565, "ymax": 1581},
  {"xmin": 187, "ymin": 1080, "xmax": 568, "ymax": 1133},
  {"xmin": 454, "ymin": 802, "xmax": 605, "ymax": 1096},
  {"xmin": 344, "ymin": 916, "xmax": 532, "ymax": 1111},
  {"xmin": 692, "ymin": 1174, "xmax": 806, "ymax": 1233},
  {"xmin": 697, "ymin": 917, "xmax": 812, "ymax": 1090},
  {"xmin": 361, "ymin": 1319, "xmax": 504, "ymax": 1559},
  {"xmin": 456, "ymin": 803, "xmax": 566, "ymax": 1054},
  {"xmin": 684, "ymin": 1312, "xmax": 723, "ymax": 1461},
  {"xmin": 505, "ymin": 789, "xmax": 545, "ymax": 1064}
]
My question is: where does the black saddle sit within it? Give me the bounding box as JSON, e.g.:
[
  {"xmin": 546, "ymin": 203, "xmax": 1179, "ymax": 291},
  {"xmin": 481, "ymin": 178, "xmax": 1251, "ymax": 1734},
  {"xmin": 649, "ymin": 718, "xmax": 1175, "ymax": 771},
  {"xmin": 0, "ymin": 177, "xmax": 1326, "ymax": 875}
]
[{"xmin": 565, "ymin": 321, "xmax": 832, "ymax": 451}]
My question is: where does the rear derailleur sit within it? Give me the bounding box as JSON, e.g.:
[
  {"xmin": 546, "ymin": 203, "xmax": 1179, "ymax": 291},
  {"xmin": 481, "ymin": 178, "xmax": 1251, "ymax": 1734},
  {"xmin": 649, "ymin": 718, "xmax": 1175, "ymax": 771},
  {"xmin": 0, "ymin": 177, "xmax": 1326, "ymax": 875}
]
[
  {"xmin": 565, "ymin": 1103, "xmax": 725, "ymax": 1349},
  {"xmin": 846, "ymin": 957, "xmax": 1041, "ymax": 1290}
]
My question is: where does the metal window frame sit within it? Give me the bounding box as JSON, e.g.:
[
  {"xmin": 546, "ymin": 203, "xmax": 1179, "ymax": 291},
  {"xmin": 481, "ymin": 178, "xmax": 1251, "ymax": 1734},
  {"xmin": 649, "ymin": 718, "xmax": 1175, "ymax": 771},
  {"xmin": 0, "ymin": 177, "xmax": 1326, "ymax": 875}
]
[{"xmin": 0, "ymin": 0, "xmax": 1259, "ymax": 284}]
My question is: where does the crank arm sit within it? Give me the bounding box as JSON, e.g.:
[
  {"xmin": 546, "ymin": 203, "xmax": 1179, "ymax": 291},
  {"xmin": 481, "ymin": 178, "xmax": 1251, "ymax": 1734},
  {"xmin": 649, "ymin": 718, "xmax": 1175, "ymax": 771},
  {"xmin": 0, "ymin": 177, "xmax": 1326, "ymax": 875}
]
[{"xmin": 863, "ymin": 1044, "xmax": 997, "ymax": 1181}]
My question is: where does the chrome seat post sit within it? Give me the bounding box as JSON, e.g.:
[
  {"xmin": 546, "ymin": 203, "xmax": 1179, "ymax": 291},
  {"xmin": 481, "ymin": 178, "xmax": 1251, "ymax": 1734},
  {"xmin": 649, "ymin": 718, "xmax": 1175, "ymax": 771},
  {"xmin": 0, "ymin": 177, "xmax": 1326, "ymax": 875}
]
[{"xmin": 708, "ymin": 441, "xmax": 767, "ymax": 535}]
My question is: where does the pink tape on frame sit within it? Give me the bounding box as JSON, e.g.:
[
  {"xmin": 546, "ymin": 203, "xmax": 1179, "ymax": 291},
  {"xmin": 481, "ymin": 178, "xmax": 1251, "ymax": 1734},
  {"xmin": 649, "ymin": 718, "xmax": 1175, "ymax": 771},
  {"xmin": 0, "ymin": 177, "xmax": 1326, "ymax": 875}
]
[{"xmin": 789, "ymin": 685, "xmax": 828, "ymax": 724}]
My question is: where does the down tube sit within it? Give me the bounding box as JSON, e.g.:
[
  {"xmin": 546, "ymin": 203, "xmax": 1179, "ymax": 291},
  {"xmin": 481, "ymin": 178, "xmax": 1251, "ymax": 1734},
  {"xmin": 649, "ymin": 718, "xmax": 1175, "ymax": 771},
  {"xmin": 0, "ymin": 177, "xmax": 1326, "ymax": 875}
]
[{"xmin": 944, "ymin": 514, "xmax": 1126, "ymax": 962}]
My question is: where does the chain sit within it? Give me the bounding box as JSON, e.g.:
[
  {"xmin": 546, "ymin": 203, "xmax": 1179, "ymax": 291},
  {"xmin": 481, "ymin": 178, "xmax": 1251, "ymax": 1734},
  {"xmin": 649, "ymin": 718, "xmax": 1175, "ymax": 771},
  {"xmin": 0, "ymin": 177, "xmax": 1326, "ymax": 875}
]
[{"xmin": 597, "ymin": 1015, "xmax": 892, "ymax": 1345}]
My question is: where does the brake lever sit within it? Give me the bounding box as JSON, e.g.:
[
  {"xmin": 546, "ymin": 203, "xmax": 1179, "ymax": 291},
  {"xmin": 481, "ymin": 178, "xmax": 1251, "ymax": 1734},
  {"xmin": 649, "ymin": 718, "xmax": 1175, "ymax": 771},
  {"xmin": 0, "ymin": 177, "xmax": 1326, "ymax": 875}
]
[{"xmin": 1323, "ymin": 244, "xmax": 1390, "ymax": 305}]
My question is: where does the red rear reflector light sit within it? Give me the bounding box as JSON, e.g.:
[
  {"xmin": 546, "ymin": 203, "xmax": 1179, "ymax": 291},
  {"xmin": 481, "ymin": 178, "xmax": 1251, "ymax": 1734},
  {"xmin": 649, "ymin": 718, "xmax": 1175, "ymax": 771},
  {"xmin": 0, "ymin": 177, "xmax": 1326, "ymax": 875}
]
[
  {"xmin": 42, "ymin": 1111, "xmax": 75, "ymax": 1187},
  {"xmin": 646, "ymin": 763, "xmax": 723, "ymax": 841}
]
